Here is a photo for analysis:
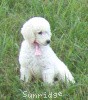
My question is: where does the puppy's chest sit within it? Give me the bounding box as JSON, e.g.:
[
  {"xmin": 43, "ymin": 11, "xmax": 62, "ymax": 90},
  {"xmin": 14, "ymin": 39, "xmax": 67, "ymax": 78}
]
[
  {"xmin": 28, "ymin": 54, "xmax": 44, "ymax": 66},
  {"xmin": 26, "ymin": 48, "xmax": 44, "ymax": 65}
]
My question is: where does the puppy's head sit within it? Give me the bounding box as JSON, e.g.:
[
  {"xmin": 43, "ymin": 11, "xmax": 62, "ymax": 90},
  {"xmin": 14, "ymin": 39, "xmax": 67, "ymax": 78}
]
[{"xmin": 21, "ymin": 17, "xmax": 52, "ymax": 45}]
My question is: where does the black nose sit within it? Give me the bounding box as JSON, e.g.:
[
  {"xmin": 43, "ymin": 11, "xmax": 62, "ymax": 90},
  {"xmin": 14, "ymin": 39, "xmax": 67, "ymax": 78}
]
[{"xmin": 46, "ymin": 40, "xmax": 50, "ymax": 44}]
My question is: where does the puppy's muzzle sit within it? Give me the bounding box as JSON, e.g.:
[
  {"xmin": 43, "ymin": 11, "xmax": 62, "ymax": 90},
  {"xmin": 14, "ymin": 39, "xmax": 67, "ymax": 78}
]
[{"xmin": 46, "ymin": 40, "xmax": 50, "ymax": 44}]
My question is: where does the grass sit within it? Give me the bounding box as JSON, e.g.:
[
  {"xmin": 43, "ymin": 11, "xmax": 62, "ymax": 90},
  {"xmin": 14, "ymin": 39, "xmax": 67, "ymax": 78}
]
[{"xmin": 0, "ymin": 0, "xmax": 88, "ymax": 99}]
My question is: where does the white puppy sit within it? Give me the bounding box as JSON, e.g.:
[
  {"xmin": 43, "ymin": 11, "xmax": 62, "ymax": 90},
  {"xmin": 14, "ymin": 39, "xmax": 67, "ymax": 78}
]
[{"xmin": 19, "ymin": 17, "xmax": 75, "ymax": 84}]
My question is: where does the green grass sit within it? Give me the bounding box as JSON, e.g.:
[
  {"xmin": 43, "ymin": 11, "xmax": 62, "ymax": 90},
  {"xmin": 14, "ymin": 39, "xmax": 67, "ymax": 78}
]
[{"xmin": 0, "ymin": 0, "xmax": 88, "ymax": 99}]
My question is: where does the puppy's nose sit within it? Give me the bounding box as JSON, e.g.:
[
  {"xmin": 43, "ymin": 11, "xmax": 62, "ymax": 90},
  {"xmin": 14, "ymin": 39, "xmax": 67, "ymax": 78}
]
[{"xmin": 46, "ymin": 40, "xmax": 50, "ymax": 44}]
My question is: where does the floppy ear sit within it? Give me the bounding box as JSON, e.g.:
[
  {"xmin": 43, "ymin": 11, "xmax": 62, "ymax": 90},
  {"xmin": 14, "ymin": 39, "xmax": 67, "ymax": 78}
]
[{"xmin": 21, "ymin": 22, "xmax": 35, "ymax": 43}]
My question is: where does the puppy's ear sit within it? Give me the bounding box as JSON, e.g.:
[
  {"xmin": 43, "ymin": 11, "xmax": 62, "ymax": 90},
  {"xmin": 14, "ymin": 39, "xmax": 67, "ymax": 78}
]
[{"xmin": 21, "ymin": 22, "xmax": 35, "ymax": 43}]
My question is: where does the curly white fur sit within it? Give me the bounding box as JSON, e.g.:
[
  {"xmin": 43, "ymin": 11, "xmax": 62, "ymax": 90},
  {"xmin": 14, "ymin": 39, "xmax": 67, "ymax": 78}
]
[{"xmin": 19, "ymin": 17, "xmax": 75, "ymax": 84}]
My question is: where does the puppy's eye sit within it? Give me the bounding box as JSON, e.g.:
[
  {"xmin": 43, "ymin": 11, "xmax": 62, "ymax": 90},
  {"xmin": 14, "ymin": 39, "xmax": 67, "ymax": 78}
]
[{"xmin": 38, "ymin": 31, "xmax": 42, "ymax": 35}]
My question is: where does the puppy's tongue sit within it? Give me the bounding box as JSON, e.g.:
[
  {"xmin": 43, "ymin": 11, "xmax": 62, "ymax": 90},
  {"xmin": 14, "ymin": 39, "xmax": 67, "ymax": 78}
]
[{"xmin": 34, "ymin": 42, "xmax": 41, "ymax": 56}]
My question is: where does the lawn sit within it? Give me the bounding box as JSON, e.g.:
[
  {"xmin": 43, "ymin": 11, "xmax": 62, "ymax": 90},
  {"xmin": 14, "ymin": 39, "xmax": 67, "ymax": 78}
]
[{"xmin": 0, "ymin": 0, "xmax": 88, "ymax": 100}]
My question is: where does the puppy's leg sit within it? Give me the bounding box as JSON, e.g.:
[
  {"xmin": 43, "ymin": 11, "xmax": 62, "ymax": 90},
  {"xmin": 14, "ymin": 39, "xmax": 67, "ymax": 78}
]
[
  {"xmin": 57, "ymin": 68, "xmax": 75, "ymax": 84},
  {"xmin": 65, "ymin": 71, "xmax": 75, "ymax": 84},
  {"xmin": 20, "ymin": 66, "xmax": 31, "ymax": 82},
  {"xmin": 42, "ymin": 69, "xmax": 54, "ymax": 85}
]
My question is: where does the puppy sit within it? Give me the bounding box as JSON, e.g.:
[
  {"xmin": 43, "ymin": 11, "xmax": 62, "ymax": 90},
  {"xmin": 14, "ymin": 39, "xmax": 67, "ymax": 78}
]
[{"xmin": 19, "ymin": 17, "xmax": 75, "ymax": 84}]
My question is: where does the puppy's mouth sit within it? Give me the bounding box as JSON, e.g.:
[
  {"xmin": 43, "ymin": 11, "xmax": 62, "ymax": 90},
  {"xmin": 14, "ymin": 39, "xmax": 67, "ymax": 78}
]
[
  {"xmin": 36, "ymin": 40, "xmax": 50, "ymax": 46},
  {"xmin": 33, "ymin": 40, "xmax": 50, "ymax": 56}
]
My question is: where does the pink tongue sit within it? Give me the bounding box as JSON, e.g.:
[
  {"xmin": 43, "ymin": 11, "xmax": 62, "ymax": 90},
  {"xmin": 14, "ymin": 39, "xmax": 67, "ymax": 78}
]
[{"xmin": 35, "ymin": 43, "xmax": 41, "ymax": 56}]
